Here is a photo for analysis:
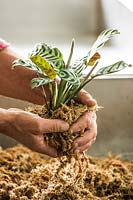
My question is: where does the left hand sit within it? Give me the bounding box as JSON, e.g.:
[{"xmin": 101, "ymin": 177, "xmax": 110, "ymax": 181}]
[{"xmin": 69, "ymin": 89, "xmax": 97, "ymax": 154}]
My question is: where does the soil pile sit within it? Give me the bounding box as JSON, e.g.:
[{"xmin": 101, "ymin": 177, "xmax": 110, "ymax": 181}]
[{"xmin": 0, "ymin": 146, "xmax": 132, "ymax": 200}]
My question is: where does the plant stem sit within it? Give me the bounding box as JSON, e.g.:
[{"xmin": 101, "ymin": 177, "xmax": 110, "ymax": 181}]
[
  {"xmin": 64, "ymin": 62, "xmax": 99, "ymax": 105},
  {"xmin": 64, "ymin": 76, "xmax": 94, "ymax": 105},
  {"xmin": 53, "ymin": 81, "xmax": 58, "ymax": 110},
  {"xmin": 56, "ymin": 79, "xmax": 67, "ymax": 108},
  {"xmin": 84, "ymin": 61, "xmax": 99, "ymax": 81},
  {"xmin": 49, "ymin": 83, "xmax": 53, "ymax": 110},
  {"xmin": 66, "ymin": 39, "xmax": 75, "ymax": 68},
  {"xmin": 80, "ymin": 61, "xmax": 99, "ymax": 86},
  {"xmin": 37, "ymin": 73, "xmax": 49, "ymax": 110},
  {"xmin": 60, "ymin": 84, "xmax": 73, "ymax": 104}
]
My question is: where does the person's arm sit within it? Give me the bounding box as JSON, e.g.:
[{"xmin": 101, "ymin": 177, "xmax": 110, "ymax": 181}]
[{"xmin": 0, "ymin": 46, "xmax": 47, "ymax": 104}]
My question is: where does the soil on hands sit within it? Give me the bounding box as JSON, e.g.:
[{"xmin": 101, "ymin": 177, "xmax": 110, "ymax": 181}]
[{"xmin": 27, "ymin": 101, "xmax": 96, "ymax": 156}]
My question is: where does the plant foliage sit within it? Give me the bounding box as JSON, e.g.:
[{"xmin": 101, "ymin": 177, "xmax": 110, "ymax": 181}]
[{"xmin": 12, "ymin": 29, "xmax": 132, "ymax": 111}]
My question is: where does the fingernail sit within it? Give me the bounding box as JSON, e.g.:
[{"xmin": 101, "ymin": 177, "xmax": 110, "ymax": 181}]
[{"xmin": 74, "ymin": 149, "xmax": 80, "ymax": 154}]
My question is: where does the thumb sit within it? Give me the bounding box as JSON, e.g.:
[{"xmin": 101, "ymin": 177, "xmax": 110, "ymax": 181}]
[
  {"xmin": 39, "ymin": 118, "xmax": 69, "ymax": 133},
  {"xmin": 35, "ymin": 143, "xmax": 58, "ymax": 158},
  {"xmin": 77, "ymin": 89, "xmax": 97, "ymax": 106}
]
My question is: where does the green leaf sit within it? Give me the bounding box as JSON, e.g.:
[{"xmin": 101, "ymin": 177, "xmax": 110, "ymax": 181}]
[
  {"xmin": 31, "ymin": 77, "xmax": 53, "ymax": 88},
  {"xmin": 58, "ymin": 68, "xmax": 80, "ymax": 86},
  {"xmin": 30, "ymin": 43, "xmax": 65, "ymax": 70},
  {"xmin": 92, "ymin": 61, "xmax": 129, "ymax": 77},
  {"xmin": 72, "ymin": 29, "xmax": 119, "ymax": 77},
  {"xmin": 12, "ymin": 59, "xmax": 43, "ymax": 74}
]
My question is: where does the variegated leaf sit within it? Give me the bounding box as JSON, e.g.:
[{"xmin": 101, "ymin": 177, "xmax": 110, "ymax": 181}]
[
  {"xmin": 58, "ymin": 68, "xmax": 80, "ymax": 86},
  {"xmin": 30, "ymin": 43, "xmax": 65, "ymax": 70},
  {"xmin": 31, "ymin": 77, "xmax": 53, "ymax": 88},
  {"xmin": 92, "ymin": 61, "xmax": 129, "ymax": 77},
  {"xmin": 72, "ymin": 29, "xmax": 119, "ymax": 76},
  {"xmin": 30, "ymin": 55, "xmax": 56, "ymax": 80},
  {"xmin": 87, "ymin": 29, "xmax": 119, "ymax": 61},
  {"xmin": 12, "ymin": 59, "xmax": 42, "ymax": 74}
]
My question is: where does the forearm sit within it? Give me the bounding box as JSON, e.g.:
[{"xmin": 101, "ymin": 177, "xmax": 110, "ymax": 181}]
[{"xmin": 0, "ymin": 47, "xmax": 48, "ymax": 104}]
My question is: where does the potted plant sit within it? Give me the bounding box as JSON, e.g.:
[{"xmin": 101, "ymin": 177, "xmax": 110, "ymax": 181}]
[{"xmin": 12, "ymin": 29, "xmax": 131, "ymax": 156}]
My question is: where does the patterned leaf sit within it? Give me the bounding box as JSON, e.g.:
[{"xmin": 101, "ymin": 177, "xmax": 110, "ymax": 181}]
[
  {"xmin": 31, "ymin": 77, "xmax": 53, "ymax": 88},
  {"xmin": 12, "ymin": 59, "xmax": 42, "ymax": 73},
  {"xmin": 72, "ymin": 29, "xmax": 119, "ymax": 77},
  {"xmin": 92, "ymin": 61, "xmax": 129, "ymax": 77},
  {"xmin": 58, "ymin": 68, "xmax": 80, "ymax": 86},
  {"xmin": 30, "ymin": 43, "xmax": 65, "ymax": 70},
  {"xmin": 30, "ymin": 55, "xmax": 56, "ymax": 80},
  {"xmin": 87, "ymin": 29, "xmax": 119, "ymax": 61}
]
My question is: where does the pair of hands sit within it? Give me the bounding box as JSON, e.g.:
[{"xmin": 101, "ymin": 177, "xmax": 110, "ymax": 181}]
[
  {"xmin": 0, "ymin": 46, "xmax": 97, "ymax": 157},
  {"xmin": 6, "ymin": 90, "xmax": 97, "ymax": 157}
]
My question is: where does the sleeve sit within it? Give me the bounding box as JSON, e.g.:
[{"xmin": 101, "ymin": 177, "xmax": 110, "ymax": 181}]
[{"xmin": 0, "ymin": 38, "xmax": 9, "ymax": 50}]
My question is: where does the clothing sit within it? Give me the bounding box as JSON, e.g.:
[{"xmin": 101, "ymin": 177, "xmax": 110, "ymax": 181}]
[{"xmin": 0, "ymin": 39, "xmax": 9, "ymax": 50}]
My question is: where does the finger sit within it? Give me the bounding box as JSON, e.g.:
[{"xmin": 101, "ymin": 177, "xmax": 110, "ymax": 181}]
[
  {"xmin": 7, "ymin": 108, "xmax": 23, "ymax": 112},
  {"xmin": 73, "ymin": 129, "xmax": 97, "ymax": 148},
  {"xmin": 7, "ymin": 108, "xmax": 38, "ymax": 118},
  {"xmin": 92, "ymin": 137, "xmax": 96, "ymax": 144},
  {"xmin": 73, "ymin": 136, "xmax": 96, "ymax": 151},
  {"xmin": 39, "ymin": 118, "xmax": 69, "ymax": 134},
  {"xmin": 28, "ymin": 135, "xmax": 58, "ymax": 158},
  {"xmin": 35, "ymin": 145, "xmax": 58, "ymax": 158},
  {"xmin": 74, "ymin": 141, "xmax": 93, "ymax": 154},
  {"xmin": 69, "ymin": 111, "xmax": 91, "ymax": 134},
  {"xmin": 40, "ymin": 145, "xmax": 58, "ymax": 158},
  {"xmin": 76, "ymin": 89, "xmax": 97, "ymax": 106}
]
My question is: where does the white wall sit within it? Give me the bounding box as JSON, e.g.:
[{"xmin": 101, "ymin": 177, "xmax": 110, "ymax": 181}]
[
  {"xmin": 0, "ymin": 0, "xmax": 99, "ymax": 43},
  {"xmin": 101, "ymin": 0, "xmax": 133, "ymax": 49}
]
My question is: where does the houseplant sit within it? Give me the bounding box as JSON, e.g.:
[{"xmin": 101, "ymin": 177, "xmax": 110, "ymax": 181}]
[
  {"xmin": 0, "ymin": 28, "xmax": 131, "ymax": 200},
  {"xmin": 12, "ymin": 29, "xmax": 131, "ymax": 156}
]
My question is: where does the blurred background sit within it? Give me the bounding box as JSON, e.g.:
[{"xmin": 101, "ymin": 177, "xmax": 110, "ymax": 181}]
[{"xmin": 0, "ymin": 0, "xmax": 133, "ymax": 157}]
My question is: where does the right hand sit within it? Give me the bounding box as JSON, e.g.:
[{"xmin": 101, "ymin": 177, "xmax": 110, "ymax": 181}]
[{"xmin": 4, "ymin": 108, "xmax": 69, "ymax": 157}]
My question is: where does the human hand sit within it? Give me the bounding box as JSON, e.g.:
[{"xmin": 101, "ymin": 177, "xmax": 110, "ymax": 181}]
[
  {"xmin": 69, "ymin": 89, "xmax": 97, "ymax": 153},
  {"xmin": 76, "ymin": 89, "xmax": 97, "ymax": 107},
  {"xmin": 5, "ymin": 109, "xmax": 69, "ymax": 157},
  {"xmin": 70, "ymin": 111, "xmax": 97, "ymax": 153}
]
